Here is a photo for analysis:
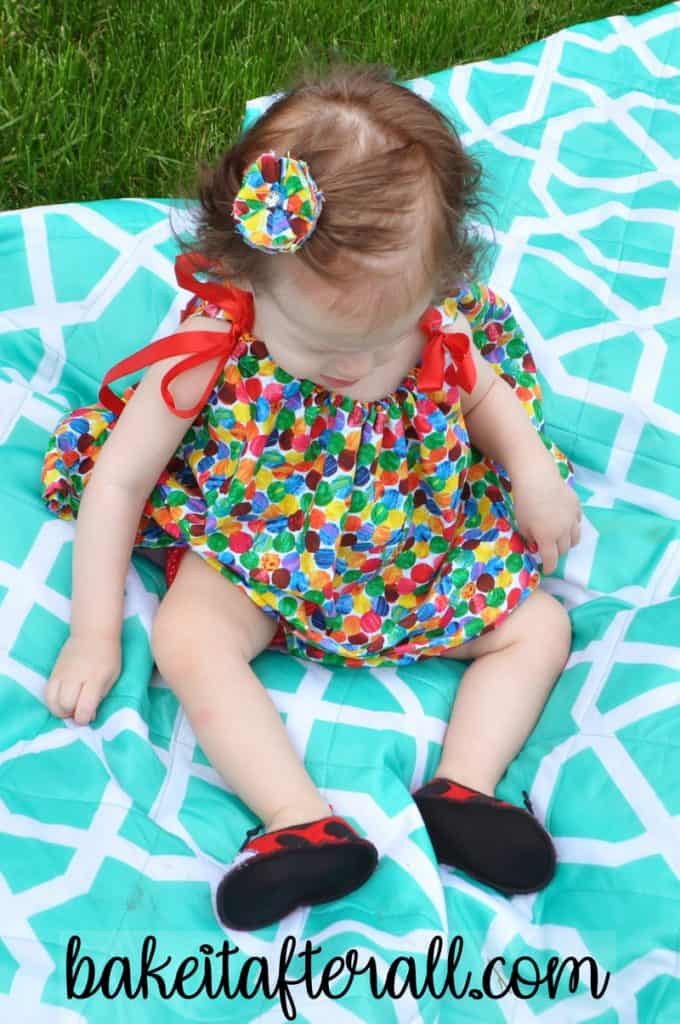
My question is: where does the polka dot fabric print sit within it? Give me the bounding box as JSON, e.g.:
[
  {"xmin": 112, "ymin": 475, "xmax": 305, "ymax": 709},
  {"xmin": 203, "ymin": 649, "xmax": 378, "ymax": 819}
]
[{"xmin": 41, "ymin": 277, "xmax": 575, "ymax": 669}]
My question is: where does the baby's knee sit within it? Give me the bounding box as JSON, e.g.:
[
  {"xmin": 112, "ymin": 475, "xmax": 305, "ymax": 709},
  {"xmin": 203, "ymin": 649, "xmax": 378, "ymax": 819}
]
[
  {"xmin": 526, "ymin": 589, "xmax": 572, "ymax": 668},
  {"xmin": 150, "ymin": 595, "xmax": 195, "ymax": 680}
]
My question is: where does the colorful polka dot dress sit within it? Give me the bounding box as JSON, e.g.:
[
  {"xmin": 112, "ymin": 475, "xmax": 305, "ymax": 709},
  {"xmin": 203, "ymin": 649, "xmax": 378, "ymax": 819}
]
[{"xmin": 41, "ymin": 254, "xmax": 575, "ymax": 669}]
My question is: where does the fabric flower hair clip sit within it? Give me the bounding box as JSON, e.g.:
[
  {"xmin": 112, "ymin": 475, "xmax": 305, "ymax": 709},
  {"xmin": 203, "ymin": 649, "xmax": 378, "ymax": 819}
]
[{"xmin": 231, "ymin": 150, "xmax": 325, "ymax": 254}]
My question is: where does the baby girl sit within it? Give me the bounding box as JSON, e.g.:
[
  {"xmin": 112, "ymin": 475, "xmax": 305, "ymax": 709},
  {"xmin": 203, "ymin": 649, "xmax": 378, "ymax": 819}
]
[{"xmin": 41, "ymin": 61, "xmax": 581, "ymax": 931}]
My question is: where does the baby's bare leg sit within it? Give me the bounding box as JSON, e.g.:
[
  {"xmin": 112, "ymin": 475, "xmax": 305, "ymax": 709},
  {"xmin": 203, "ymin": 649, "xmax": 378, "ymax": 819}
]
[
  {"xmin": 151, "ymin": 550, "xmax": 331, "ymax": 833},
  {"xmin": 436, "ymin": 588, "xmax": 572, "ymax": 795}
]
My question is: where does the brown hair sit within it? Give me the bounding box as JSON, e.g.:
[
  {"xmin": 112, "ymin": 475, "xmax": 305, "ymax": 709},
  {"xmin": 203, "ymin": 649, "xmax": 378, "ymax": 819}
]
[{"xmin": 173, "ymin": 58, "xmax": 492, "ymax": 314}]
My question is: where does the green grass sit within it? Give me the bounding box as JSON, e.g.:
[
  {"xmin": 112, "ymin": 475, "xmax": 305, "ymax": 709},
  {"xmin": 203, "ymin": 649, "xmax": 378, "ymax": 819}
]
[{"xmin": 0, "ymin": 0, "xmax": 667, "ymax": 211}]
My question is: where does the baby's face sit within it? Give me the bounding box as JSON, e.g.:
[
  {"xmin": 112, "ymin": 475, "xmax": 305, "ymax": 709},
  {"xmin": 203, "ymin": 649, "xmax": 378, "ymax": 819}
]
[{"xmin": 247, "ymin": 256, "xmax": 435, "ymax": 389}]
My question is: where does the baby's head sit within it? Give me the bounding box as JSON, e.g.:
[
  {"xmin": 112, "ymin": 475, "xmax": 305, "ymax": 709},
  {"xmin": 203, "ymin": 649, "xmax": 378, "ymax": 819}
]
[{"xmin": 180, "ymin": 61, "xmax": 489, "ymax": 380}]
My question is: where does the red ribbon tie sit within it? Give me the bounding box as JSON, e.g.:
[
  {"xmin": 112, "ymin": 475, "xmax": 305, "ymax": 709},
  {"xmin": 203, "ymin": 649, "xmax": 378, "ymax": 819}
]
[
  {"xmin": 419, "ymin": 329, "xmax": 477, "ymax": 393},
  {"xmin": 98, "ymin": 253, "xmax": 255, "ymax": 420}
]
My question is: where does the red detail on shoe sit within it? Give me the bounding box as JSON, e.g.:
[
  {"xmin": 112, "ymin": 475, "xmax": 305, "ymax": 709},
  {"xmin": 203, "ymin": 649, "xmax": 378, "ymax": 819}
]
[
  {"xmin": 416, "ymin": 777, "xmax": 515, "ymax": 810},
  {"xmin": 245, "ymin": 815, "xmax": 363, "ymax": 857},
  {"xmin": 446, "ymin": 782, "xmax": 480, "ymax": 802}
]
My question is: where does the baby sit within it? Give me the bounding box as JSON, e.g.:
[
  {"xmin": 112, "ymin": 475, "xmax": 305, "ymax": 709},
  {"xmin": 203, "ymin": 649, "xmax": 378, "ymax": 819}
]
[{"xmin": 41, "ymin": 61, "xmax": 581, "ymax": 931}]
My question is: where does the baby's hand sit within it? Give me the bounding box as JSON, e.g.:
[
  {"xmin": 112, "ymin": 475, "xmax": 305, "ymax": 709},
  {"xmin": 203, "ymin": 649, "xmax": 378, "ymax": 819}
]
[
  {"xmin": 511, "ymin": 467, "xmax": 582, "ymax": 575},
  {"xmin": 45, "ymin": 632, "xmax": 122, "ymax": 725}
]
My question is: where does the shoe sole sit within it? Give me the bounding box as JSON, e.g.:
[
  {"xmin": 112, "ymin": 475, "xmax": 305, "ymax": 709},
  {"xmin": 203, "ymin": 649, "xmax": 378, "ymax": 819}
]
[
  {"xmin": 216, "ymin": 842, "xmax": 378, "ymax": 930},
  {"xmin": 415, "ymin": 795, "xmax": 556, "ymax": 895}
]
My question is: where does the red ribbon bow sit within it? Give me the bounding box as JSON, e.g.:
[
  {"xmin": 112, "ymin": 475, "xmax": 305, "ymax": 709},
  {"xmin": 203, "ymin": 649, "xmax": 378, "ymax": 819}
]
[
  {"xmin": 99, "ymin": 255, "xmax": 477, "ymax": 420},
  {"xmin": 98, "ymin": 252, "xmax": 254, "ymax": 420},
  {"xmin": 417, "ymin": 307, "xmax": 477, "ymax": 394}
]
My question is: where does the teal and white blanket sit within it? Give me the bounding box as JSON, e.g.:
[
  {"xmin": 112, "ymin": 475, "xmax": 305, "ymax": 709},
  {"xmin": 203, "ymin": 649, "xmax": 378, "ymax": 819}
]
[{"xmin": 1, "ymin": 3, "xmax": 679, "ymax": 1021}]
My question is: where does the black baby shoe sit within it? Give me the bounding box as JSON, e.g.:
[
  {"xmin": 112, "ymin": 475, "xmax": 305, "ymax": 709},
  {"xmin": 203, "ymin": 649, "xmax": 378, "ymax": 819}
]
[
  {"xmin": 216, "ymin": 812, "xmax": 378, "ymax": 930},
  {"xmin": 413, "ymin": 776, "xmax": 556, "ymax": 895}
]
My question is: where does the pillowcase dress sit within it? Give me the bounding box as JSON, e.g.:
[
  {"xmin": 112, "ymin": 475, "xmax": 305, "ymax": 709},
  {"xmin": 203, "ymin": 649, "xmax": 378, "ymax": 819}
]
[{"xmin": 41, "ymin": 253, "xmax": 575, "ymax": 669}]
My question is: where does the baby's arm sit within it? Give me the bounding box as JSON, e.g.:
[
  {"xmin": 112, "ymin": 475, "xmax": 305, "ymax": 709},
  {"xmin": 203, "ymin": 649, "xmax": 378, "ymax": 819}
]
[
  {"xmin": 46, "ymin": 316, "xmax": 232, "ymax": 723},
  {"xmin": 458, "ymin": 339, "xmax": 560, "ymax": 483},
  {"xmin": 71, "ymin": 317, "xmax": 232, "ymax": 634},
  {"xmin": 442, "ymin": 310, "xmax": 558, "ymax": 482},
  {"xmin": 452, "ymin": 318, "xmax": 580, "ymax": 571}
]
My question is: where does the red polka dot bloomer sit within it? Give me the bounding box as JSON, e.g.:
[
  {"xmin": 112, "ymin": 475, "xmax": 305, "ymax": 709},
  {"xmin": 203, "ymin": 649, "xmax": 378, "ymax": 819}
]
[{"xmin": 41, "ymin": 254, "xmax": 575, "ymax": 669}]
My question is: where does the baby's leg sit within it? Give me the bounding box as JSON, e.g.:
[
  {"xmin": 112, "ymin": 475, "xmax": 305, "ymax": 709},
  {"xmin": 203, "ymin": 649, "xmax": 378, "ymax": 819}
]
[
  {"xmin": 436, "ymin": 588, "xmax": 572, "ymax": 795},
  {"xmin": 150, "ymin": 549, "xmax": 331, "ymax": 833}
]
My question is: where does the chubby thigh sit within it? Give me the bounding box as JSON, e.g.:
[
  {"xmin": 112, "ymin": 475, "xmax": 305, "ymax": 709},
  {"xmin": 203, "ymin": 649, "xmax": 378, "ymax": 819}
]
[
  {"xmin": 151, "ymin": 549, "xmax": 279, "ymax": 667},
  {"xmin": 440, "ymin": 587, "xmax": 571, "ymax": 662}
]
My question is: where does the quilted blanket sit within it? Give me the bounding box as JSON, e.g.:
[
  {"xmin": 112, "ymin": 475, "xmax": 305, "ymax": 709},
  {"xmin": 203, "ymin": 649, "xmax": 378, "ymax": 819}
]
[{"xmin": 1, "ymin": 3, "xmax": 679, "ymax": 1021}]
